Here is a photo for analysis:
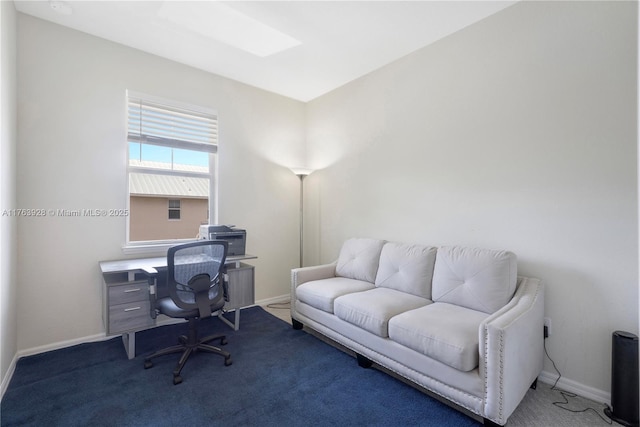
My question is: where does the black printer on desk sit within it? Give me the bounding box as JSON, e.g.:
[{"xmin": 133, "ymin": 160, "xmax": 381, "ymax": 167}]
[{"xmin": 198, "ymin": 225, "xmax": 247, "ymax": 256}]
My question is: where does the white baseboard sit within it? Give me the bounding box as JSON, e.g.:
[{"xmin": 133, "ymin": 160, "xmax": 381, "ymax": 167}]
[
  {"xmin": 255, "ymin": 294, "xmax": 289, "ymax": 306},
  {"xmin": 16, "ymin": 333, "xmax": 109, "ymax": 359},
  {"xmin": 539, "ymin": 370, "xmax": 611, "ymax": 405},
  {"xmin": 1, "ymin": 353, "xmax": 18, "ymax": 401}
]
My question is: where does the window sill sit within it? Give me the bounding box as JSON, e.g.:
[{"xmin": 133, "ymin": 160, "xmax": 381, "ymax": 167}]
[{"xmin": 122, "ymin": 239, "xmax": 197, "ymax": 257}]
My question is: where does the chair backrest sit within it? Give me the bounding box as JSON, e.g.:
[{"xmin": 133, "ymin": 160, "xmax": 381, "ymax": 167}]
[{"xmin": 167, "ymin": 240, "xmax": 228, "ymax": 318}]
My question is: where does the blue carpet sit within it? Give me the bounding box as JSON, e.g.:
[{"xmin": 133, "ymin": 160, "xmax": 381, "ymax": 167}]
[{"xmin": 1, "ymin": 306, "xmax": 480, "ymax": 426}]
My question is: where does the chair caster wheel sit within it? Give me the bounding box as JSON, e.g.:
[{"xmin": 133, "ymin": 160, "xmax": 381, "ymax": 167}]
[
  {"xmin": 220, "ymin": 337, "xmax": 228, "ymax": 345},
  {"xmin": 173, "ymin": 375, "xmax": 182, "ymax": 385},
  {"xmin": 225, "ymin": 358, "xmax": 232, "ymax": 366},
  {"xmin": 144, "ymin": 360, "xmax": 153, "ymax": 369}
]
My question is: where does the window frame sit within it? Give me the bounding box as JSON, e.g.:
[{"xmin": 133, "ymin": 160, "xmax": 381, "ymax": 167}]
[
  {"xmin": 123, "ymin": 91, "xmax": 218, "ymax": 254},
  {"xmin": 168, "ymin": 199, "xmax": 181, "ymax": 220}
]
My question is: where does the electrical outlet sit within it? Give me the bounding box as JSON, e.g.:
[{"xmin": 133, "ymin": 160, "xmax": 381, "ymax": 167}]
[{"xmin": 544, "ymin": 317, "xmax": 552, "ymax": 337}]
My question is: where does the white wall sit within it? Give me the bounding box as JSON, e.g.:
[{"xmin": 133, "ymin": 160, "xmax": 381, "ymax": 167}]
[
  {"xmin": 0, "ymin": 0, "xmax": 18, "ymax": 392},
  {"xmin": 17, "ymin": 15, "xmax": 305, "ymax": 351},
  {"xmin": 305, "ymin": 1, "xmax": 637, "ymax": 399}
]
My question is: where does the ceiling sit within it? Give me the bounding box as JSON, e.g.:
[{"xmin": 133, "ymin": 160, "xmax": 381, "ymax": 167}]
[{"xmin": 14, "ymin": 1, "xmax": 516, "ymax": 102}]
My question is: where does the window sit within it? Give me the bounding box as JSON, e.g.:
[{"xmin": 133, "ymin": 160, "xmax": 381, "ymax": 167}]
[
  {"xmin": 168, "ymin": 199, "xmax": 181, "ymax": 220},
  {"xmin": 127, "ymin": 92, "xmax": 217, "ymax": 244}
]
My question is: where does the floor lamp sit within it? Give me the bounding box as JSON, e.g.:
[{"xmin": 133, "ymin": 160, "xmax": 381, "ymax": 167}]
[
  {"xmin": 290, "ymin": 168, "xmax": 314, "ymax": 268},
  {"xmin": 266, "ymin": 168, "xmax": 313, "ymax": 310}
]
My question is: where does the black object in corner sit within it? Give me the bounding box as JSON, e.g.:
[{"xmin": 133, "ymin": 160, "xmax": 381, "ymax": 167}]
[{"xmin": 604, "ymin": 331, "xmax": 639, "ymax": 427}]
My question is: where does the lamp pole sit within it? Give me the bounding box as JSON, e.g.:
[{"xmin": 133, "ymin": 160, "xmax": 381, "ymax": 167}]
[
  {"xmin": 297, "ymin": 174, "xmax": 306, "ymax": 268},
  {"xmin": 291, "ymin": 168, "xmax": 313, "ymax": 268}
]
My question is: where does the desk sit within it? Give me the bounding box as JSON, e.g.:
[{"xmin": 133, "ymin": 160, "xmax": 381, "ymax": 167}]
[{"xmin": 99, "ymin": 254, "xmax": 257, "ymax": 359}]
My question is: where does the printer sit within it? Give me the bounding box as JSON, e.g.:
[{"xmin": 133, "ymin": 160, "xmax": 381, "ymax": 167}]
[{"xmin": 198, "ymin": 225, "xmax": 246, "ymax": 256}]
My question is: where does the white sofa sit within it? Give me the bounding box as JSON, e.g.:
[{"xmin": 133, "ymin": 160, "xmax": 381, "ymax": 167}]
[{"xmin": 290, "ymin": 238, "xmax": 544, "ymax": 426}]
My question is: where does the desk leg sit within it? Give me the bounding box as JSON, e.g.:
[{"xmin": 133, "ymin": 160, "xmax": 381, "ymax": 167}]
[
  {"xmin": 218, "ymin": 308, "xmax": 241, "ymax": 331},
  {"xmin": 122, "ymin": 332, "xmax": 136, "ymax": 360},
  {"xmin": 233, "ymin": 309, "xmax": 240, "ymax": 330}
]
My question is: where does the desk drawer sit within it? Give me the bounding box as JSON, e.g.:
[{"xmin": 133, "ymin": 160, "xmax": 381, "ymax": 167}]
[
  {"xmin": 109, "ymin": 301, "xmax": 153, "ymax": 333},
  {"xmin": 108, "ymin": 281, "xmax": 149, "ymax": 305}
]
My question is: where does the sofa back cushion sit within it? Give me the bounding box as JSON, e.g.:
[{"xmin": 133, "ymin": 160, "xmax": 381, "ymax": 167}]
[
  {"xmin": 336, "ymin": 238, "xmax": 386, "ymax": 283},
  {"xmin": 431, "ymin": 246, "xmax": 517, "ymax": 314},
  {"xmin": 374, "ymin": 242, "xmax": 437, "ymax": 299}
]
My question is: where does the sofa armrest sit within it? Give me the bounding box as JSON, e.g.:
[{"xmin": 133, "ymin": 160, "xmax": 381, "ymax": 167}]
[
  {"xmin": 290, "ymin": 262, "xmax": 337, "ymax": 321},
  {"xmin": 291, "ymin": 262, "xmax": 337, "ymax": 288},
  {"xmin": 480, "ymin": 276, "xmax": 545, "ymax": 425}
]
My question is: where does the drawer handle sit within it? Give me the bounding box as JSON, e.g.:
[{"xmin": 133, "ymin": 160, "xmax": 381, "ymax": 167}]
[
  {"xmin": 124, "ymin": 288, "xmax": 141, "ymax": 293},
  {"xmin": 124, "ymin": 306, "xmax": 141, "ymax": 312}
]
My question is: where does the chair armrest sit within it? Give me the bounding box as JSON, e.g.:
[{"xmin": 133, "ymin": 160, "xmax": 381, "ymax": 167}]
[{"xmin": 480, "ymin": 276, "xmax": 545, "ymax": 425}]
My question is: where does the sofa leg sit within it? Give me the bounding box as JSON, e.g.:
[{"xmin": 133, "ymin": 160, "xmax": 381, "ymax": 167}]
[
  {"xmin": 356, "ymin": 353, "xmax": 373, "ymax": 369},
  {"xmin": 483, "ymin": 418, "xmax": 502, "ymax": 427},
  {"xmin": 530, "ymin": 378, "xmax": 538, "ymax": 390},
  {"xmin": 292, "ymin": 318, "xmax": 304, "ymax": 330}
]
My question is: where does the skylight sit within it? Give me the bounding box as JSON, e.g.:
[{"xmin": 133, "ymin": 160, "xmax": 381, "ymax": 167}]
[{"xmin": 157, "ymin": 1, "xmax": 302, "ymax": 58}]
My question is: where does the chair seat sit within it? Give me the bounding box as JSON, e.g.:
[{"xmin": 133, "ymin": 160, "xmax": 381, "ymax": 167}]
[{"xmin": 157, "ymin": 297, "xmax": 224, "ymax": 319}]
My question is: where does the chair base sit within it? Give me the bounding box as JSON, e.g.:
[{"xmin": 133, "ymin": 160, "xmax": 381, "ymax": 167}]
[{"xmin": 144, "ymin": 317, "xmax": 232, "ymax": 384}]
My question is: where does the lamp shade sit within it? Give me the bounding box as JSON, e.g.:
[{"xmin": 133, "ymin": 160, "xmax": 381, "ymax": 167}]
[{"xmin": 290, "ymin": 167, "xmax": 314, "ymax": 176}]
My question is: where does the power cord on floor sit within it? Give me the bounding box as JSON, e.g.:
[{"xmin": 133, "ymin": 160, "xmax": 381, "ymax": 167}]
[
  {"xmin": 266, "ymin": 300, "xmax": 291, "ymax": 309},
  {"xmin": 544, "ymin": 338, "xmax": 613, "ymax": 424}
]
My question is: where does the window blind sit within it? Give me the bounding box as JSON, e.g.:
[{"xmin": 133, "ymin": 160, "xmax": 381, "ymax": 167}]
[{"xmin": 127, "ymin": 95, "xmax": 218, "ymax": 153}]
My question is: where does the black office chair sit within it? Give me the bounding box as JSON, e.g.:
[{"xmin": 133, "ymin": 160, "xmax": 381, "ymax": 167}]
[{"xmin": 144, "ymin": 240, "xmax": 232, "ymax": 384}]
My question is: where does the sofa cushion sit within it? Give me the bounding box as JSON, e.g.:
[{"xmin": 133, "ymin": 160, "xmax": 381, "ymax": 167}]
[
  {"xmin": 431, "ymin": 246, "xmax": 517, "ymax": 314},
  {"xmin": 334, "ymin": 288, "xmax": 431, "ymax": 338},
  {"xmin": 388, "ymin": 303, "xmax": 489, "ymax": 371},
  {"xmin": 335, "ymin": 238, "xmax": 386, "ymax": 283},
  {"xmin": 296, "ymin": 277, "xmax": 375, "ymax": 313},
  {"xmin": 375, "ymin": 242, "xmax": 437, "ymax": 299}
]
